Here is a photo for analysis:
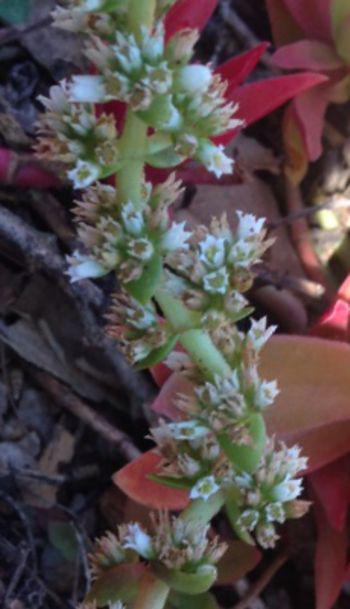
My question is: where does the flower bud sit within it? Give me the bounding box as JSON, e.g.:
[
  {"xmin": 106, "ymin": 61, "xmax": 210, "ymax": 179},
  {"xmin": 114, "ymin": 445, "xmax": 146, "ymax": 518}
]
[
  {"xmin": 196, "ymin": 141, "xmax": 234, "ymax": 178},
  {"xmin": 69, "ymin": 75, "xmax": 106, "ymax": 102},
  {"xmin": 176, "ymin": 64, "xmax": 212, "ymax": 95}
]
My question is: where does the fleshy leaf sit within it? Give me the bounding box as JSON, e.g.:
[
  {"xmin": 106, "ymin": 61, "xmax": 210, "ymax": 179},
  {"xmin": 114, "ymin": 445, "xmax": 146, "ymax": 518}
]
[
  {"xmin": 151, "ymin": 361, "xmax": 173, "ymax": 387},
  {"xmin": 164, "ymin": 0, "xmax": 218, "ymax": 41},
  {"xmin": 282, "ymin": 102, "xmax": 309, "ymax": 184},
  {"xmin": 154, "ymin": 563, "xmax": 217, "ymax": 595},
  {"xmin": 310, "ymin": 299, "xmax": 350, "ymax": 341},
  {"xmin": 169, "ymin": 591, "xmax": 220, "ymax": 609},
  {"xmin": 292, "ymin": 84, "xmax": 332, "ymax": 160},
  {"xmin": 309, "ymin": 457, "xmax": 350, "ymax": 531},
  {"xmin": 215, "ymin": 43, "xmax": 269, "ymax": 96},
  {"xmin": 313, "ymin": 495, "xmax": 348, "ymax": 609},
  {"xmin": 216, "ymin": 72, "xmax": 329, "ymax": 145},
  {"xmin": 273, "ymin": 40, "xmax": 343, "ymax": 71},
  {"xmin": 261, "ymin": 335, "xmax": 350, "ymax": 436},
  {"xmin": 151, "ymin": 372, "xmax": 195, "ymax": 420},
  {"xmin": 86, "ymin": 563, "xmax": 147, "ymax": 606},
  {"xmin": 114, "ymin": 450, "xmax": 189, "ymax": 510},
  {"xmin": 288, "ymin": 420, "xmax": 350, "ymax": 473},
  {"xmin": 216, "ymin": 540, "xmax": 261, "ymax": 585},
  {"xmin": 136, "ymin": 335, "xmax": 179, "ymax": 371}
]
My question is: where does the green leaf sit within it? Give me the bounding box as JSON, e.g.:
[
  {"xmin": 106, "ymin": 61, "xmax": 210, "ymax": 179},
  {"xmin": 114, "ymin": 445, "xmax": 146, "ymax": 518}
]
[
  {"xmin": 127, "ymin": 253, "xmax": 162, "ymax": 304},
  {"xmin": 86, "ymin": 563, "xmax": 146, "ymax": 606},
  {"xmin": 0, "ymin": 0, "xmax": 30, "ymax": 24},
  {"xmin": 48, "ymin": 521, "xmax": 79, "ymax": 563},
  {"xmin": 331, "ymin": 0, "xmax": 350, "ymax": 62},
  {"xmin": 148, "ymin": 473, "xmax": 193, "ymax": 490},
  {"xmin": 218, "ymin": 413, "xmax": 266, "ymax": 474},
  {"xmin": 146, "ymin": 148, "xmax": 184, "ymax": 168},
  {"xmin": 154, "ymin": 564, "xmax": 217, "ymax": 595},
  {"xmin": 136, "ymin": 334, "xmax": 179, "ymax": 370},
  {"xmin": 168, "ymin": 592, "xmax": 220, "ymax": 609}
]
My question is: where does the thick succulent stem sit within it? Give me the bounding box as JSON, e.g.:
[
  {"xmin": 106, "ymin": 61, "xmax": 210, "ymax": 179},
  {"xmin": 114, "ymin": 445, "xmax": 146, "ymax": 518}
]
[{"xmin": 133, "ymin": 572, "xmax": 170, "ymax": 609}]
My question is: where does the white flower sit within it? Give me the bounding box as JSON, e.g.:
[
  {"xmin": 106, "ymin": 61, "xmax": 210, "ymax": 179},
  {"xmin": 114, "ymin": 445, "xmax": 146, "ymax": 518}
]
[
  {"xmin": 273, "ymin": 478, "xmax": 303, "ymax": 502},
  {"xmin": 168, "ymin": 421, "xmax": 209, "ymax": 441},
  {"xmin": 225, "ymin": 291, "xmax": 249, "ymax": 314},
  {"xmin": 176, "ymin": 65, "xmax": 212, "ymax": 95},
  {"xmin": 84, "ymin": 0, "xmax": 104, "ymax": 10},
  {"xmin": 68, "ymin": 75, "xmax": 106, "ymax": 102},
  {"xmin": 141, "ymin": 22, "xmax": 164, "ymax": 61},
  {"xmin": 178, "ymin": 454, "xmax": 202, "ymax": 477},
  {"xmin": 236, "ymin": 211, "xmax": 265, "ymax": 240},
  {"xmin": 68, "ymin": 160, "xmax": 100, "ymax": 189},
  {"xmin": 66, "ymin": 251, "xmax": 107, "ymax": 283},
  {"xmin": 256, "ymin": 523, "xmax": 279, "ymax": 549},
  {"xmin": 197, "ymin": 142, "xmax": 234, "ymax": 178},
  {"xmin": 126, "ymin": 305, "xmax": 156, "ymax": 330},
  {"xmin": 203, "ymin": 267, "xmax": 229, "ymax": 294},
  {"xmin": 190, "ymin": 476, "xmax": 220, "ymax": 501},
  {"xmin": 113, "ymin": 31, "xmax": 142, "ymax": 73},
  {"xmin": 255, "ymin": 379, "xmax": 279, "ymax": 409},
  {"xmin": 248, "ymin": 317, "xmax": 277, "ymax": 350},
  {"xmin": 121, "ymin": 201, "xmax": 144, "ymax": 236},
  {"xmin": 265, "ymin": 502, "xmax": 286, "ymax": 524},
  {"xmin": 199, "ymin": 234, "xmax": 226, "ymax": 269},
  {"xmin": 127, "ymin": 238, "xmax": 154, "ymax": 261},
  {"xmin": 161, "ymin": 222, "xmax": 192, "ymax": 252},
  {"xmin": 121, "ymin": 523, "xmax": 154, "ymax": 559},
  {"xmin": 237, "ymin": 509, "xmax": 259, "ymax": 532}
]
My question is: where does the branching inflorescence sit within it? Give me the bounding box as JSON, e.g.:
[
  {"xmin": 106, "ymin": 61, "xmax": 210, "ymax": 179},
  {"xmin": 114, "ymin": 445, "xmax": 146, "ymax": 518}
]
[{"xmin": 36, "ymin": 1, "xmax": 309, "ymax": 608}]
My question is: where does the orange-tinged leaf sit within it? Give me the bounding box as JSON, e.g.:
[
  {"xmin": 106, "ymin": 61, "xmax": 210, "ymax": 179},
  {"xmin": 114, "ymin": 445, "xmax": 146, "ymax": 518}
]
[
  {"xmin": 114, "ymin": 450, "xmax": 189, "ymax": 510},
  {"xmin": 261, "ymin": 335, "xmax": 350, "ymax": 436},
  {"xmin": 288, "ymin": 420, "xmax": 350, "ymax": 473},
  {"xmin": 216, "ymin": 541, "xmax": 261, "ymax": 585},
  {"xmin": 151, "ymin": 372, "xmax": 195, "ymax": 420},
  {"xmin": 310, "ymin": 456, "xmax": 350, "ymax": 531},
  {"xmin": 87, "ymin": 562, "xmax": 147, "ymax": 606},
  {"xmin": 282, "ymin": 103, "xmax": 309, "ymax": 184}
]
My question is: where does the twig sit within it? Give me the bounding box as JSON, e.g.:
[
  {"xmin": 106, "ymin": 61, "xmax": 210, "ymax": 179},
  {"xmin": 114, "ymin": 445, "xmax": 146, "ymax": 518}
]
[
  {"xmin": 256, "ymin": 267, "xmax": 326, "ymax": 301},
  {"xmin": 268, "ymin": 196, "xmax": 350, "ymax": 230},
  {"xmin": 231, "ymin": 553, "xmax": 288, "ymax": 609},
  {"xmin": 30, "ymin": 368, "xmax": 141, "ymax": 461},
  {"xmin": 9, "ymin": 464, "xmax": 100, "ymax": 486},
  {"xmin": 284, "ymin": 179, "xmax": 332, "ymax": 291},
  {"xmin": 0, "ymin": 491, "xmax": 38, "ymax": 574},
  {"xmin": 3, "ymin": 546, "xmax": 30, "ymax": 607}
]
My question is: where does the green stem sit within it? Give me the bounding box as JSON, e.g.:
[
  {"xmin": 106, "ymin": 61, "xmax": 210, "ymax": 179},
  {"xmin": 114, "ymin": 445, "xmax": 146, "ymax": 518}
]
[
  {"xmin": 118, "ymin": 112, "xmax": 148, "ymax": 208},
  {"xmin": 180, "ymin": 491, "xmax": 225, "ymax": 528},
  {"xmin": 133, "ymin": 573, "xmax": 169, "ymax": 609},
  {"xmin": 155, "ymin": 288, "xmax": 231, "ymax": 379}
]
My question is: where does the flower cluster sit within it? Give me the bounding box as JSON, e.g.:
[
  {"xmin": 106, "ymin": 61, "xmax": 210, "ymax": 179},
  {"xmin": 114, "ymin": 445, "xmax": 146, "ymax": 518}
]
[
  {"xmin": 89, "ymin": 513, "xmax": 226, "ymax": 578},
  {"xmin": 52, "ymin": 0, "xmax": 128, "ymax": 37},
  {"xmin": 166, "ymin": 212, "xmax": 274, "ymax": 323},
  {"xmin": 66, "ymin": 175, "xmax": 190, "ymax": 284},
  {"xmin": 233, "ymin": 440, "xmax": 309, "ymax": 548}
]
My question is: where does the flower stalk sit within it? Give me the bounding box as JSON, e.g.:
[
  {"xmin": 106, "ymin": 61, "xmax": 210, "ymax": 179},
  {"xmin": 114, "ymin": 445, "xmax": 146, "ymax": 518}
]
[{"xmin": 35, "ymin": 2, "xmax": 309, "ymax": 608}]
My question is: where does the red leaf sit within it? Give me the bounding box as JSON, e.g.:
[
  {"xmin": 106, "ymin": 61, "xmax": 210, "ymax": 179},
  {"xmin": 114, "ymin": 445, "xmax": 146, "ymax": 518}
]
[
  {"xmin": 114, "ymin": 450, "xmax": 189, "ymax": 510},
  {"xmin": 289, "ymin": 421, "xmax": 350, "ymax": 473},
  {"xmin": 150, "ymin": 362, "xmax": 172, "ymax": 387},
  {"xmin": 310, "ymin": 457, "xmax": 350, "ymax": 531},
  {"xmin": 265, "ymin": 0, "xmax": 304, "ymax": 46},
  {"xmin": 164, "ymin": 0, "xmax": 218, "ymax": 41},
  {"xmin": 292, "ymin": 83, "xmax": 333, "ymax": 160},
  {"xmin": 313, "ymin": 494, "xmax": 348, "ymax": 609},
  {"xmin": 282, "ymin": 0, "xmax": 333, "ymax": 43},
  {"xmin": 310, "ymin": 299, "xmax": 350, "ymax": 341},
  {"xmin": 216, "ymin": 72, "xmax": 328, "ymax": 145},
  {"xmin": 215, "ymin": 43, "xmax": 270, "ymax": 96},
  {"xmin": 273, "ymin": 40, "xmax": 343, "ymax": 71}
]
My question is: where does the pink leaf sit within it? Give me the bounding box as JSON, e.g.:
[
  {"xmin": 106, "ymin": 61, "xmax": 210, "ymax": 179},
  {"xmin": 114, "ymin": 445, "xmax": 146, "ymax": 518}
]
[
  {"xmin": 310, "ymin": 457, "xmax": 350, "ymax": 531},
  {"xmin": 273, "ymin": 40, "xmax": 343, "ymax": 71},
  {"xmin": 151, "ymin": 372, "xmax": 195, "ymax": 420},
  {"xmin": 164, "ymin": 0, "xmax": 218, "ymax": 41},
  {"xmin": 282, "ymin": 0, "xmax": 333, "ymax": 43},
  {"xmin": 114, "ymin": 450, "xmax": 189, "ymax": 510},
  {"xmin": 215, "ymin": 43, "xmax": 270, "ymax": 96},
  {"xmin": 265, "ymin": 0, "xmax": 304, "ymax": 46},
  {"xmin": 216, "ymin": 72, "xmax": 328, "ymax": 145},
  {"xmin": 310, "ymin": 299, "xmax": 350, "ymax": 341},
  {"xmin": 313, "ymin": 494, "xmax": 348, "ymax": 609},
  {"xmin": 150, "ymin": 362, "xmax": 172, "ymax": 387}
]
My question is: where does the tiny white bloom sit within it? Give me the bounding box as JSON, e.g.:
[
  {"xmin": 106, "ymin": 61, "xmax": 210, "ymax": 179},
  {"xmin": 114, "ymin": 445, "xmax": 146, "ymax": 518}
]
[
  {"xmin": 190, "ymin": 476, "xmax": 220, "ymax": 501},
  {"xmin": 248, "ymin": 317, "xmax": 277, "ymax": 350},
  {"xmin": 127, "ymin": 238, "xmax": 154, "ymax": 261},
  {"xmin": 197, "ymin": 142, "xmax": 234, "ymax": 178},
  {"xmin": 265, "ymin": 502, "xmax": 286, "ymax": 524},
  {"xmin": 256, "ymin": 523, "xmax": 279, "ymax": 549},
  {"xmin": 68, "ymin": 160, "xmax": 100, "ymax": 189},
  {"xmin": 176, "ymin": 64, "xmax": 212, "ymax": 95},
  {"xmin": 141, "ymin": 23, "xmax": 164, "ymax": 61},
  {"xmin": 126, "ymin": 306, "xmax": 156, "ymax": 330},
  {"xmin": 114, "ymin": 31, "xmax": 142, "ymax": 73},
  {"xmin": 69, "ymin": 75, "xmax": 106, "ymax": 102},
  {"xmin": 121, "ymin": 201, "xmax": 144, "ymax": 236},
  {"xmin": 199, "ymin": 234, "xmax": 226, "ymax": 269},
  {"xmin": 203, "ymin": 267, "xmax": 229, "ymax": 295},
  {"xmin": 255, "ymin": 379, "xmax": 279, "ymax": 409},
  {"xmin": 237, "ymin": 509, "xmax": 259, "ymax": 532},
  {"xmin": 236, "ymin": 211, "xmax": 265, "ymax": 240},
  {"xmin": 161, "ymin": 221, "xmax": 192, "ymax": 252},
  {"xmin": 122, "ymin": 523, "xmax": 154, "ymax": 559},
  {"xmin": 273, "ymin": 478, "xmax": 303, "ymax": 502},
  {"xmin": 168, "ymin": 421, "xmax": 209, "ymax": 441},
  {"xmin": 225, "ymin": 290, "xmax": 249, "ymax": 314},
  {"xmin": 66, "ymin": 251, "xmax": 107, "ymax": 283}
]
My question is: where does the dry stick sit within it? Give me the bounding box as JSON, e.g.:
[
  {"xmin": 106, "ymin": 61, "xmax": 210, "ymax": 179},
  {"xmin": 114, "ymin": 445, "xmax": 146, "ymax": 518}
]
[
  {"xmin": 30, "ymin": 368, "xmax": 141, "ymax": 461},
  {"xmin": 231, "ymin": 553, "xmax": 288, "ymax": 609},
  {"xmin": 284, "ymin": 178, "xmax": 332, "ymax": 292},
  {"xmin": 0, "ymin": 203, "xmax": 154, "ymax": 403}
]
